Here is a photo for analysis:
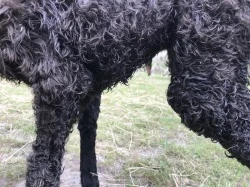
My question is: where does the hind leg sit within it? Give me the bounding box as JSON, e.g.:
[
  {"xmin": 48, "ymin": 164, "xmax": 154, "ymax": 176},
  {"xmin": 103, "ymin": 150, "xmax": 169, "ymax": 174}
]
[
  {"xmin": 26, "ymin": 67, "xmax": 92, "ymax": 186},
  {"xmin": 26, "ymin": 81, "xmax": 83, "ymax": 187},
  {"xmin": 167, "ymin": 1, "xmax": 250, "ymax": 167},
  {"xmin": 78, "ymin": 94, "xmax": 101, "ymax": 187},
  {"xmin": 26, "ymin": 93, "xmax": 77, "ymax": 186}
]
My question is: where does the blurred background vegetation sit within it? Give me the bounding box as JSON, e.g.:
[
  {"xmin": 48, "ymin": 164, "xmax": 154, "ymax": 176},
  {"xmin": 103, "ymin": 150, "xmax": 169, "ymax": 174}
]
[{"xmin": 0, "ymin": 51, "xmax": 249, "ymax": 187}]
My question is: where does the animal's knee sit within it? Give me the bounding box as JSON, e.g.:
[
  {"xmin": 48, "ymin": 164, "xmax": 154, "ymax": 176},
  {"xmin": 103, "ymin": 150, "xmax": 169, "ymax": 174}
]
[{"xmin": 32, "ymin": 68, "xmax": 92, "ymax": 104}]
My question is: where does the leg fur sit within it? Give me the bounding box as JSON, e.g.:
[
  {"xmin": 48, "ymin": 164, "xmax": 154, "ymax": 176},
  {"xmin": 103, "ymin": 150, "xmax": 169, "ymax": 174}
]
[
  {"xmin": 168, "ymin": 0, "xmax": 250, "ymax": 167},
  {"xmin": 26, "ymin": 88, "xmax": 79, "ymax": 186},
  {"xmin": 78, "ymin": 94, "xmax": 101, "ymax": 187},
  {"xmin": 26, "ymin": 66, "xmax": 92, "ymax": 186}
]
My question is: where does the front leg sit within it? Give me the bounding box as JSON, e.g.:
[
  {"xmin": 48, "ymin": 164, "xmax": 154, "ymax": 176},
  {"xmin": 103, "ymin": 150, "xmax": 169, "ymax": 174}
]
[{"xmin": 78, "ymin": 94, "xmax": 101, "ymax": 187}]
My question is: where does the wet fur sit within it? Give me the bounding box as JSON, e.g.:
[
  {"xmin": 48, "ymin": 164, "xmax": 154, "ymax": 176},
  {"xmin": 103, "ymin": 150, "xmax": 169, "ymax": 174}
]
[{"xmin": 1, "ymin": 0, "xmax": 250, "ymax": 186}]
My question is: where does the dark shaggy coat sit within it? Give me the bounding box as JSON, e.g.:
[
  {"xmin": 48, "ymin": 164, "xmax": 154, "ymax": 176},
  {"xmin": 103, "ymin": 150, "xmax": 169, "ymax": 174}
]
[{"xmin": 1, "ymin": 0, "xmax": 250, "ymax": 186}]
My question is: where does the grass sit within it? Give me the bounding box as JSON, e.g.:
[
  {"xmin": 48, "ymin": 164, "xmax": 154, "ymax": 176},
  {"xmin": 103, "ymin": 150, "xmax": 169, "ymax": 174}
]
[{"xmin": 0, "ymin": 72, "xmax": 250, "ymax": 187}]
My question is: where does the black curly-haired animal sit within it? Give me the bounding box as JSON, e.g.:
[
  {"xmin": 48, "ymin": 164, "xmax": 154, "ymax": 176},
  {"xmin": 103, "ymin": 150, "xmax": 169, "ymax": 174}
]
[{"xmin": 1, "ymin": 0, "xmax": 250, "ymax": 186}]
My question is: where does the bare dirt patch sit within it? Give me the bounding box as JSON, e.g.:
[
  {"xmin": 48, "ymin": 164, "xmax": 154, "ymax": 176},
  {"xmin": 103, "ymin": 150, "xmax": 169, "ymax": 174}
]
[{"xmin": 13, "ymin": 153, "xmax": 126, "ymax": 187}]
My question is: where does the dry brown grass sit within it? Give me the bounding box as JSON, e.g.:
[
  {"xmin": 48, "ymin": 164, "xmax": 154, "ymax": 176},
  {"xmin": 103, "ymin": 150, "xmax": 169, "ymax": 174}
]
[{"xmin": 1, "ymin": 73, "xmax": 250, "ymax": 186}]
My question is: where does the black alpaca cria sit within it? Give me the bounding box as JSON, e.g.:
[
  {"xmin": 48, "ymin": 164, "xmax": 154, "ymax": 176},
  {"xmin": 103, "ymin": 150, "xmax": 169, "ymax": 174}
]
[{"xmin": 1, "ymin": 0, "xmax": 250, "ymax": 186}]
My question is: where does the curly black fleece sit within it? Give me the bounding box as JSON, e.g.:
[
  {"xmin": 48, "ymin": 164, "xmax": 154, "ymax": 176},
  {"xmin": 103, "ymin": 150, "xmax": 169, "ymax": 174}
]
[{"xmin": 1, "ymin": 0, "xmax": 250, "ymax": 186}]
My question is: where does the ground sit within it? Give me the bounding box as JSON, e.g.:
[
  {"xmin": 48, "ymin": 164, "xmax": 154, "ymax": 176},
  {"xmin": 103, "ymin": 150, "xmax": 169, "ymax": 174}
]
[{"xmin": 0, "ymin": 72, "xmax": 250, "ymax": 187}]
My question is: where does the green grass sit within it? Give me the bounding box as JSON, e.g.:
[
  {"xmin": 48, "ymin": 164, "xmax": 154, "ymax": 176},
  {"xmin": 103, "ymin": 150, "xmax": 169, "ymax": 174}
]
[{"xmin": 0, "ymin": 72, "xmax": 250, "ymax": 186}]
